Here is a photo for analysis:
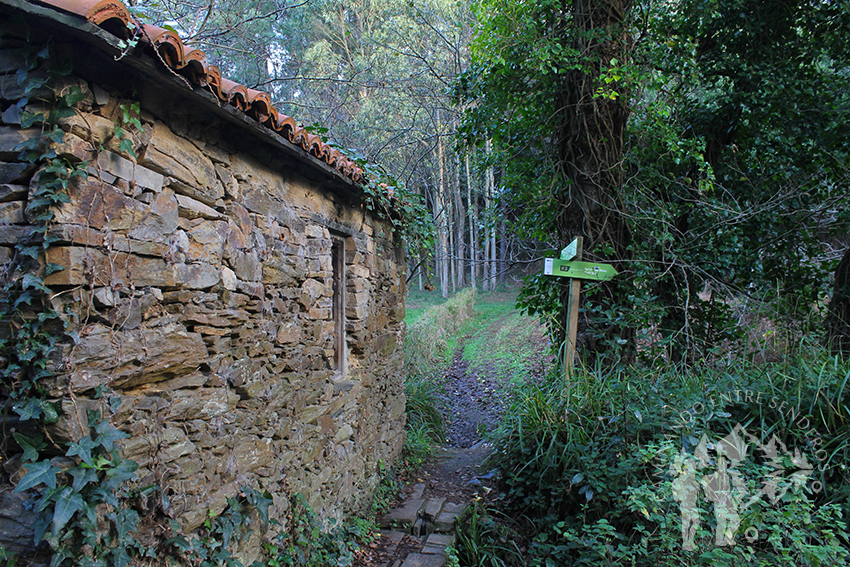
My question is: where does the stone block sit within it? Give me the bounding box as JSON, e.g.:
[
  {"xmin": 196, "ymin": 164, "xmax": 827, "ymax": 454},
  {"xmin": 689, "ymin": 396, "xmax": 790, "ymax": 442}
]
[
  {"xmin": 333, "ymin": 424, "xmax": 353, "ymax": 443},
  {"xmin": 96, "ymin": 150, "xmax": 164, "ymax": 192},
  {"xmin": 51, "ymin": 177, "xmax": 138, "ymax": 230},
  {"xmin": 0, "ymin": 126, "xmax": 39, "ymax": 160},
  {"xmin": 300, "ymin": 278, "xmax": 325, "ymax": 306},
  {"xmin": 121, "ymin": 426, "xmax": 194, "ymax": 465},
  {"xmin": 221, "ymin": 266, "xmax": 237, "ymax": 290},
  {"xmin": 231, "ymin": 251, "xmax": 261, "ymax": 281},
  {"xmin": 140, "ymin": 120, "xmax": 221, "ymax": 205},
  {"xmin": 237, "ymin": 280, "xmax": 264, "ymax": 298},
  {"xmin": 231, "ymin": 436, "xmax": 275, "ymax": 473},
  {"xmin": 422, "ymin": 533, "xmax": 453, "ymax": 555},
  {"xmin": 52, "ymin": 132, "xmax": 94, "ymax": 162},
  {"xmin": 0, "ymin": 489, "xmax": 39, "ymax": 555},
  {"xmin": 165, "ymin": 388, "xmax": 238, "ymax": 421},
  {"xmin": 58, "ymin": 113, "xmax": 115, "ymax": 147},
  {"xmin": 0, "ymin": 162, "xmax": 33, "ymax": 184},
  {"xmin": 276, "ymin": 322, "xmax": 301, "ymax": 344},
  {"xmin": 44, "ymin": 247, "xmax": 178, "ymax": 288},
  {"xmin": 423, "ymin": 497, "xmax": 446, "ymax": 522},
  {"xmin": 0, "ymin": 201, "xmax": 23, "ymax": 224},
  {"xmin": 177, "ymin": 262, "xmax": 221, "ymax": 289},
  {"xmin": 176, "ymin": 193, "xmax": 225, "ymax": 220},
  {"xmin": 262, "ymin": 253, "xmax": 298, "ymax": 286},
  {"xmin": 66, "ymin": 322, "xmax": 207, "ymax": 390},
  {"xmin": 127, "ymin": 188, "xmax": 179, "ymax": 242},
  {"xmin": 0, "ymin": 184, "xmax": 26, "ymax": 202}
]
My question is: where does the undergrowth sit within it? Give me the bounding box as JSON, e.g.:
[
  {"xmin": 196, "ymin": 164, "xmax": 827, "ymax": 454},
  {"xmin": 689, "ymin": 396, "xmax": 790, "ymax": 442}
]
[{"xmin": 455, "ymin": 341, "xmax": 850, "ymax": 566}]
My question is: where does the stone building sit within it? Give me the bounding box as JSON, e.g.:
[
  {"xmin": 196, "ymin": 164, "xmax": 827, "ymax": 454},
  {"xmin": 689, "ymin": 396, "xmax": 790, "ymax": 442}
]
[{"xmin": 0, "ymin": 0, "xmax": 406, "ymax": 560}]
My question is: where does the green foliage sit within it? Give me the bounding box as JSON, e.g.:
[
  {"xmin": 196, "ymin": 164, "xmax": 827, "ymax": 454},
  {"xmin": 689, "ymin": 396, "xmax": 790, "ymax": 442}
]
[
  {"xmin": 263, "ymin": 493, "xmax": 371, "ymax": 567},
  {"xmin": 481, "ymin": 345, "xmax": 850, "ymax": 565},
  {"xmin": 460, "ymin": 0, "xmax": 850, "ymax": 360},
  {"xmin": 453, "ymin": 502, "xmax": 524, "ymax": 567},
  {"xmin": 343, "ymin": 149, "xmax": 436, "ymax": 255},
  {"xmin": 162, "ymin": 488, "xmax": 275, "ymax": 567},
  {"xmin": 460, "ymin": 298, "xmax": 545, "ymax": 384},
  {"xmin": 370, "ymin": 460, "xmax": 401, "ymax": 515}
]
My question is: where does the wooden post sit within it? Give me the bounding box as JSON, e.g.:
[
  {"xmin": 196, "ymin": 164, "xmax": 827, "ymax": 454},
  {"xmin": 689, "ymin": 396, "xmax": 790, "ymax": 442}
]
[{"xmin": 564, "ymin": 236, "xmax": 583, "ymax": 379}]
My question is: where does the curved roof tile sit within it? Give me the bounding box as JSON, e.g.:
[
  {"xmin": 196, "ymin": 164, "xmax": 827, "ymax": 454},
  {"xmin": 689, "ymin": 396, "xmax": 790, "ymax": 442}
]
[{"xmin": 36, "ymin": 0, "xmax": 364, "ymax": 183}]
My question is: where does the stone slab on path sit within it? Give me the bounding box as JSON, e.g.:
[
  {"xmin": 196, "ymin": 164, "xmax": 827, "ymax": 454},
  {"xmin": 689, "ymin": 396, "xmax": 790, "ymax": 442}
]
[
  {"xmin": 422, "ymin": 533, "xmax": 454, "ymax": 556},
  {"xmin": 423, "ymin": 497, "xmax": 446, "ymax": 521},
  {"xmin": 380, "ymin": 498, "xmax": 426, "ymax": 529},
  {"xmin": 434, "ymin": 502, "xmax": 467, "ymax": 533},
  {"xmin": 400, "ymin": 552, "xmax": 445, "ymax": 567}
]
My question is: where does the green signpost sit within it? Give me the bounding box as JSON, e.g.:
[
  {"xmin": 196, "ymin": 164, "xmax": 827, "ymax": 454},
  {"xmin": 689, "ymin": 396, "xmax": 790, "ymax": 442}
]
[
  {"xmin": 542, "ymin": 237, "xmax": 619, "ymax": 378},
  {"xmin": 544, "ymin": 259, "xmax": 618, "ymax": 281}
]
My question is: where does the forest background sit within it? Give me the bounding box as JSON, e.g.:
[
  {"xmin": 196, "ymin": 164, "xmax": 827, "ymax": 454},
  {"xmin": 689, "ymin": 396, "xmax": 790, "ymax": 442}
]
[{"xmin": 128, "ymin": 0, "xmax": 849, "ymax": 365}]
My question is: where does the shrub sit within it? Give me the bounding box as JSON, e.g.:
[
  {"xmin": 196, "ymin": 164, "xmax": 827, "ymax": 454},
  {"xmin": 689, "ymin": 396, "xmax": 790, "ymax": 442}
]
[{"xmin": 485, "ymin": 346, "xmax": 850, "ymax": 566}]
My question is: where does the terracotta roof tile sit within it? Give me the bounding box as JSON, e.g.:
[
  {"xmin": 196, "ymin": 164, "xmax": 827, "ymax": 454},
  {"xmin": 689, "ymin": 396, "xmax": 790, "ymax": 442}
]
[{"xmin": 35, "ymin": 0, "xmax": 364, "ymax": 183}]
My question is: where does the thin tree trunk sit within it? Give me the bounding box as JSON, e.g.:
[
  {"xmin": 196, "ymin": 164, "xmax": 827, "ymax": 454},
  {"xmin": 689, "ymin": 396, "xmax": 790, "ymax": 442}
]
[
  {"xmin": 465, "ymin": 153, "xmax": 476, "ymax": 290},
  {"xmin": 499, "ymin": 199, "xmax": 507, "ymax": 284},
  {"xmin": 483, "ymin": 141, "xmax": 494, "ymax": 291},
  {"xmin": 449, "ymin": 193, "xmax": 456, "ymax": 294},
  {"xmin": 454, "ymin": 150, "xmax": 465, "ymax": 290},
  {"xmin": 436, "ymin": 113, "xmax": 449, "ymax": 298}
]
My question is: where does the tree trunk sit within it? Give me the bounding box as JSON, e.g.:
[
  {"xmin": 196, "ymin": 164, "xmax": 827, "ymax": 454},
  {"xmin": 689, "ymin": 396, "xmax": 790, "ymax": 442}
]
[
  {"xmin": 499, "ymin": 200, "xmax": 507, "ymax": 284},
  {"xmin": 827, "ymin": 247, "xmax": 850, "ymax": 356},
  {"xmin": 553, "ymin": 0, "xmax": 634, "ymax": 362},
  {"xmin": 436, "ymin": 112, "xmax": 449, "ymax": 298},
  {"xmin": 454, "ymin": 151, "xmax": 465, "ymax": 290},
  {"xmin": 466, "ymin": 153, "xmax": 477, "ymax": 290}
]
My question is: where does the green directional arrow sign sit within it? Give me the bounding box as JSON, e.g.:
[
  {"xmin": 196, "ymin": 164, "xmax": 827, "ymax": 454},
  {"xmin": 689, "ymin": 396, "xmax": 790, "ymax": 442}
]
[{"xmin": 543, "ymin": 258, "xmax": 618, "ymax": 281}]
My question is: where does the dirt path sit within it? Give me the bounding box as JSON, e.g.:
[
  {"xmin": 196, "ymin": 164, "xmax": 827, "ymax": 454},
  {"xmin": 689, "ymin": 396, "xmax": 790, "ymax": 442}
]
[
  {"xmin": 353, "ymin": 306, "xmax": 551, "ymax": 566},
  {"xmin": 407, "ymin": 347, "xmax": 506, "ymax": 504}
]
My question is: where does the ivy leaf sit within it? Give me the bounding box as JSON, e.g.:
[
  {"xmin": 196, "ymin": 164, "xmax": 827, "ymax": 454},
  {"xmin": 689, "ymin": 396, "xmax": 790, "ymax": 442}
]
[
  {"xmin": 51, "ymin": 487, "xmax": 85, "ymax": 536},
  {"xmin": 48, "ymin": 548, "xmax": 72, "ymax": 567},
  {"xmin": 90, "ymin": 487, "xmax": 119, "ymax": 507},
  {"xmin": 61, "ymin": 86, "xmax": 86, "ymax": 106},
  {"xmin": 13, "ymin": 290, "xmax": 34, "ymax": 308},
  {"xmin": 39, "ymin": 400, "xmax": 58, "ymax": 424},
  {"xmin": 106, "ymin": 457, "xmax": 138, "ymax": 484},
  {"xmin": 66, "ymin": 435, "xmax": 98, "ymax": 465},
  {"xmin": 13, "ymin": 398, "xmax": 43, "ymax": 421},
  {"xmin": 13, "ymin": 432, "xmax": 45, "ymax": 462},
  {"xmin": 32, "ymin": 515, "xmax": 50, "ymax": 545},
  {"xmin": 14, "ymin": 460, "xmax": 57, "ymax": 492},
  {"xmin": 94, "ymin": 420, "xmax": 129, "ymax": 451},
  {"xmin": 69, "ymin": 466, "xmax": 99, "ymax": 492},
  {"xmin": 114, "ymin": 508, "xmax": 140, "ymax": 541},
  {"xmin": 22, "ymin": 273, "xmax": 50, "ymax": 294},
  {"xmin": 43, "ymin": 262, "xmax": 65, "ymax": 277}
]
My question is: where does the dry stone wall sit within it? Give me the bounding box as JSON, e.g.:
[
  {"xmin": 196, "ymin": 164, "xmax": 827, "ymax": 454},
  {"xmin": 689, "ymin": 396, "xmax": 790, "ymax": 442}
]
[{"xmin": 0, "ymin": 60, "xmax": 406, "ymax": 553}]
